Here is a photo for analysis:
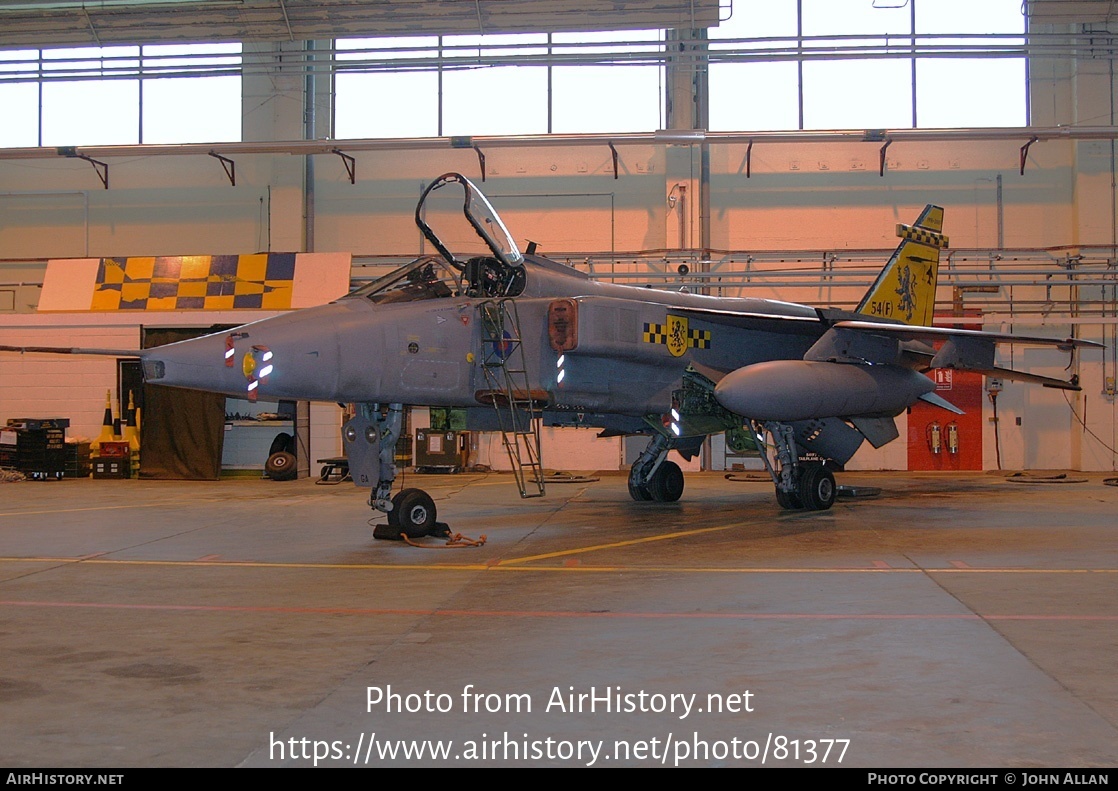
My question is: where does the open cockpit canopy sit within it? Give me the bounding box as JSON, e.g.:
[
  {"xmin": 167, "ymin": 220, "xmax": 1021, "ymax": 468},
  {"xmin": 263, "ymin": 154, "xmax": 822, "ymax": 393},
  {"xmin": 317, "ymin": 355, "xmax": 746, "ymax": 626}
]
[{"xmin": 351, "ymin": 172, "xmax": 533, "ymax": 305}]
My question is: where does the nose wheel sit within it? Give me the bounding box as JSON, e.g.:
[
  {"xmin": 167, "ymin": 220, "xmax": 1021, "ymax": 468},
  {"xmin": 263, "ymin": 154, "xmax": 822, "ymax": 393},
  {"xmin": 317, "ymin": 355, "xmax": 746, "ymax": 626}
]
[
  {"xmin": 389, "ymin": 488, "xmax": 437, "ymax": 537},
  {"xmin": 372, "ymin": 487, "xmax": 450, "ymax": 541}
]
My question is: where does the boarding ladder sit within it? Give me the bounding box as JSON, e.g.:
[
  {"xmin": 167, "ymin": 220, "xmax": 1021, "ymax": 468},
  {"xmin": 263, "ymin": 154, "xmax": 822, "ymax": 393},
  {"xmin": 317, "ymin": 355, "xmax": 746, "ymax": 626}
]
[{"xmin": 478, "ymin": 299, "xmax": 545, "ymax": 498}]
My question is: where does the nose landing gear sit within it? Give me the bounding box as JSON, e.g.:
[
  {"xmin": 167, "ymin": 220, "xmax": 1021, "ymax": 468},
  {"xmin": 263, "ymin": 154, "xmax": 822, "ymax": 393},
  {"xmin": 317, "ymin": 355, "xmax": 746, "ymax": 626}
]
[{"xmin": 345, "ymin": 403, "xmax": 450, "ymax": 541}]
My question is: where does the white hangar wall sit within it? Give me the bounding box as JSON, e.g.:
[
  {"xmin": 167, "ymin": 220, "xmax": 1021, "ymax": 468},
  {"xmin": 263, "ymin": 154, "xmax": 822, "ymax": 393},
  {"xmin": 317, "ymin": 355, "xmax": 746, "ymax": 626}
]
[{"xmin": 0, "ymin": 34, "xmax": 1116, "ymax": 473}]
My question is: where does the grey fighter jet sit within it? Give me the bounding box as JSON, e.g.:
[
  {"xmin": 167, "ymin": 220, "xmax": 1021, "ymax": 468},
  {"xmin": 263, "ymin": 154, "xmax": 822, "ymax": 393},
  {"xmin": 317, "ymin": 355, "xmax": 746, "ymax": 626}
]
[{"xmin": 3, "ymin": 173, "xmax": 1099, "ymax": 537}]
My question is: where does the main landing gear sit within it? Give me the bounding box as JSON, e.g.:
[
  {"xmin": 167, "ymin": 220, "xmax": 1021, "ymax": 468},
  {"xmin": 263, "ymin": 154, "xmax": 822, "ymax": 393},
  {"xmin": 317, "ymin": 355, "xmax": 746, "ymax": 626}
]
[
  {"xmin": 627, "ymin": 434, "xmax": 686, "ymax": 503},
  {"xmin": 756, "ymin": 421, "xmax": 836, "ymax": 512}
]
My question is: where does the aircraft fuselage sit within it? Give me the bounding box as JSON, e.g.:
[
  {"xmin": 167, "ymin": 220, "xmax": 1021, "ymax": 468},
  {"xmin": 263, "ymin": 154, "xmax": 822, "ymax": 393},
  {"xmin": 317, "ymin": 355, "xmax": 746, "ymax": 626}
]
[{"xmin": 143, "ymin": 256, "xmax": 825, "ymax": 420}]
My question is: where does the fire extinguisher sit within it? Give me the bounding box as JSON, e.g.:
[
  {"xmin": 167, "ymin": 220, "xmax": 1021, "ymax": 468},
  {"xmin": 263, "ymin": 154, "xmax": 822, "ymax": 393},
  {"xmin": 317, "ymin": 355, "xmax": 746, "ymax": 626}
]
[
  {"xmin": 946, "ymin": 422, "xmax": 960, "ymax": 455},
  {"xmin": 926, "ymin": 421, "xmax": 942, "ymax": 454}
]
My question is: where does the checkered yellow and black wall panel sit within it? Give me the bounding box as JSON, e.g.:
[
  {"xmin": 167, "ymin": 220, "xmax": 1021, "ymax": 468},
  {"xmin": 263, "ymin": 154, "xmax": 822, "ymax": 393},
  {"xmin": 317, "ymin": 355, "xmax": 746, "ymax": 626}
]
[{"xmin": 89, "ymin": 253, "xmax": 296, "ymax": 311}]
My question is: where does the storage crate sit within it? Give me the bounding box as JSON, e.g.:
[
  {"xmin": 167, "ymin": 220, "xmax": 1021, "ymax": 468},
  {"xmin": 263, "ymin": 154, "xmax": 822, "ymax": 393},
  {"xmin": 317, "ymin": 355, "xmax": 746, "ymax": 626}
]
[
  {"xmin": 6, "ymin": 418, "xmax": 70, "ymax": 431},
  {"xmin": 4, "ymin": 428, "xmax": 67, "ymax": 477},
  {"xmin": 97, "ymin": 441, "xmax": 131, "ymax": 458},
  {"xmin": 92, "ymin": 458, "xmax": 130, "ymax": 479},
  {"xmin": 64, "ymin": 442, "xmax": 92, "ymax": 479}
]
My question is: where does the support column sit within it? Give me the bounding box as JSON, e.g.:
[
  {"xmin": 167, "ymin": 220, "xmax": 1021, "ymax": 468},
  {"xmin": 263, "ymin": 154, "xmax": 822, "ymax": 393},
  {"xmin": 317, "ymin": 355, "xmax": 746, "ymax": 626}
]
[{"xmin": 242, "ymin": 41, "xmax": 307, "ymax": 252}]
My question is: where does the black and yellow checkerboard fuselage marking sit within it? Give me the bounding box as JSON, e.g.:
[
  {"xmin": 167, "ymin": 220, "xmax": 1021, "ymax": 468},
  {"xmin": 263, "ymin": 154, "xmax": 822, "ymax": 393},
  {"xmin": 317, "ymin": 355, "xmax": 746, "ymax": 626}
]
[
  {"xmin": 642, "ymin": 314, "xmax": 711, "ymax": 357},
  {"xmin": 90, "ymin": 253, "xmax": 296, "ymax": 311}
]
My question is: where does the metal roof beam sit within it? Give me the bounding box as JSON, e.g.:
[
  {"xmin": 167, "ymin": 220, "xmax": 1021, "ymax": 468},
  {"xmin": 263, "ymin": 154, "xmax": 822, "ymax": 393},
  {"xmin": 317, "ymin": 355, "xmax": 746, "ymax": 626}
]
[
  {"xmin": 0, "ymin": 0, "xmax": 721, "ymax": 50},
  {"xmin": 2, "ymin": 126, "xmax": 1116, "ymax": 164}
]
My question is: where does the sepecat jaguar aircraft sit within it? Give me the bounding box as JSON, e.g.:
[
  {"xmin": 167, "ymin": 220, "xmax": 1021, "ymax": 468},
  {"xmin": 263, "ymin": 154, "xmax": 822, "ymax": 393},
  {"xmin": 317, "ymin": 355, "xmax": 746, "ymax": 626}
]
[{"xmin": 2, "ymin": 173, "xmax": 1099, "ymax": 537}]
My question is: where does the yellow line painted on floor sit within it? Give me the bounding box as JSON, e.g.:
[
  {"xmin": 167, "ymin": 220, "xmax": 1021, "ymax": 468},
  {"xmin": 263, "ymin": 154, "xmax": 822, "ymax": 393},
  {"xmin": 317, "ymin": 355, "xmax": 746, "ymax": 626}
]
[
  {"xmin": 3, "ymin": 598, "xmax": 1118, "ymax": 622},
  {"xmin": 0, "ymin": 556, "xmax": 491, "ymax": 572},
  {"xmin": 496, "ymin": 523, "xmax": 741, "ymax": 564},
  {"xmin": 0, "ymin": 503, "xmax": 165, "ymax": 518},
  {"xmin": 1, "ymin": 556, "xmax": 1116, "ymax": 575},
  {"xmin": 0, "ymin": 496, "xmax": 238, "ymax": 518}
]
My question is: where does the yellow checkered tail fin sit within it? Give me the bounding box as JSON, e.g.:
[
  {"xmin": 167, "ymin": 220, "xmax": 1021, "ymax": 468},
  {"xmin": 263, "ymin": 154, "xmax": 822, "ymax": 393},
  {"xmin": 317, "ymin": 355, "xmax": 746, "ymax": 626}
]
[{"xmin": 855, "ymin": 204, "xmax": 947, "ymax": 327}]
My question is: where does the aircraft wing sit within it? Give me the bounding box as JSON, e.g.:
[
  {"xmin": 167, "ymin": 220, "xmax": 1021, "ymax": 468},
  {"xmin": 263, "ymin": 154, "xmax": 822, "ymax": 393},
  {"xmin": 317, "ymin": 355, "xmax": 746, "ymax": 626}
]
[
  {"xmin": 832, "ymin": 320, "xmax": 1102, "ymax": 351},
  {"xmin": 673, "ymin": 304, "xmax": 824, "ymax": 335},
  {"xmin": 821, "ymin": 320, "xmax": 1101, "ymax": 391}
]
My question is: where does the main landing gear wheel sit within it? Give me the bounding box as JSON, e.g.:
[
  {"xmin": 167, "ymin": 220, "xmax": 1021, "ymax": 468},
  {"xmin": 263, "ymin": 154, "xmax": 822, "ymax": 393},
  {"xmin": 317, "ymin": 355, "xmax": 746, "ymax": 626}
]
[
  {"xmin": 649, "ymin": 460, "xmax": 685, "ymax": 502},
  {"xmin": 388, "ymin": 488, "xmax": 437, "ymax": 538},
  {"xmin": 774, "ymin": 485, "xmax": 803, "ymax": 511},
  {"xmin": 798, "ymin": 464, "xmax": 836, "ymax": 511},
  {"xmin": 628, "ymin": 480, "xmax": 653, "ymax": 501}
]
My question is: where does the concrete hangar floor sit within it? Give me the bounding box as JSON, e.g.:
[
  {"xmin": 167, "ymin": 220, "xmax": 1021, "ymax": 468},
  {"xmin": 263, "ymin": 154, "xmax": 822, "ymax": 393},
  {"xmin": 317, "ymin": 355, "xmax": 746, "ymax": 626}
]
[{"xmin": 0, "ymin": 470, "xmax": 1115, "ymax": 768}]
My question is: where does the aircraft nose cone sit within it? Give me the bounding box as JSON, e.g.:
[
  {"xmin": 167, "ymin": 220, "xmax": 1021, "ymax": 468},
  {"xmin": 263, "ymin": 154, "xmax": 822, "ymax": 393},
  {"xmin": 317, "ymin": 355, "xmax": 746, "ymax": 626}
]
[
  {"xmin": 141, "ymin": 304, "xmax": 347, "ymax": 400},
  {"xmin": 143, "ymin": 332, "xmax": 242, "ymax": 394}
]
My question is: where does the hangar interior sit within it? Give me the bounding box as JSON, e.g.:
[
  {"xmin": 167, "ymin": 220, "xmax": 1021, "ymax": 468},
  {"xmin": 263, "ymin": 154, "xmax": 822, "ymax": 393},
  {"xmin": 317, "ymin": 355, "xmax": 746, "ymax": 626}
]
[
  {"xmin": 4, "ymin": 1, "xmax": 1118, "ymax": 771},
  {"xmin": 1, "ymin": 0, "xmax": 1116, "ymax": 476}
]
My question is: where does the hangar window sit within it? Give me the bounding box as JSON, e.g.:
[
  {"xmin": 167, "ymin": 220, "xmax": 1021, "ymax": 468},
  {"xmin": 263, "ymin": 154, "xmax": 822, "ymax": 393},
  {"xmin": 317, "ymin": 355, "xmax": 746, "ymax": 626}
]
[
  {"xmin": 442, "ymin": 33, "xmax": 550, "ymax": 136},
  {"xmin": 333, "ymin": 30, "xmax": 664, "ymax": 137},
  {"xmin": 41, "ymin": 46, "xmax": 141, "ymax": 146},
  {"xmin": 708, "ymin": 4, "xmax": 800, "ymax": 131},
  {"xmin": 4, "ymin": 43, "xmax": 242, "ymax": 147},
  {"xmin": 800, "ymin": 0, "xmax": 915, "ymax": 130},
  {"xmin": 709, "ymin": 0, "xmax": 1027, "ymax": 131},
  {"xmin": 336, "ymin": 34, "xmax": 554, "ymax": 138},
  {"xmin": 0, "ymin": 50, "xmax": 39, "ymax": 147},
  {"xmin": 914, "ymin": 0, "xmax": 1027, "ymax": 128},
  {"xmin": 335, "ymin": 36, "xmax": 441, "ymax": 139},
  {"xmin": 140, "ymin": 44, "xmax": 242, "ymax": 144},
  {"xmin": 551, "ymin": 30, "xmax": 664, "ymax": 134}
]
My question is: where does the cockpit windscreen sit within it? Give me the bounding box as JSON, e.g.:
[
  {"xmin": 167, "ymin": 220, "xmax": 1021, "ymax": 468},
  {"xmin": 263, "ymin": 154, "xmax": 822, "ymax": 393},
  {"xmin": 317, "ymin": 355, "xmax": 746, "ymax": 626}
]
[{"xmin": 351, "ymin": 257, "xmax": 462, "ymax": 304}]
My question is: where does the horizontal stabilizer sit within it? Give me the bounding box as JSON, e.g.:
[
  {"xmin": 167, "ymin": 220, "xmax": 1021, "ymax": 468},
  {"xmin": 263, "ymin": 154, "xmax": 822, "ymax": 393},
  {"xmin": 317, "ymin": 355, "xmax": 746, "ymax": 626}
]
[
  {"xmin": 918, "ymin": 391, "xmax": 965, "ymax": 415},
  {"xmin": 980, "ymin": 366, "xmax": 1082, "ymax": 391},
  {"xmin": 0, "ymin": 345, "xmax": 142, "ymax": 357}
]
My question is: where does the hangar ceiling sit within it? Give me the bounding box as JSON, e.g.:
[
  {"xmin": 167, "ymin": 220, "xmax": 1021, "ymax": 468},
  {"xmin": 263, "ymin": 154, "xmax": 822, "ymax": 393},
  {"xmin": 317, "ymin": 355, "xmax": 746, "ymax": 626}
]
[
  {"xmin": 1027, "ymin": 0, "xmax": 1118, "ymax": 25},
  {"xmin": 0, "ymin": 0, "xmax": 721, "ymax": 50},
  {"xmin": 4, "ymin": 1, "xmax": 1117, "ymax": 52}
]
